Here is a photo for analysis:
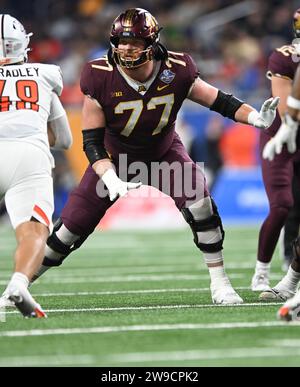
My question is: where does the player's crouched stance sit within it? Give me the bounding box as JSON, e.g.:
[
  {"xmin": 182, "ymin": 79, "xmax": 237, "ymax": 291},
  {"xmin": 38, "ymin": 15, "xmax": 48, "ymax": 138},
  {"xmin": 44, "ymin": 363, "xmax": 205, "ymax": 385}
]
[
  {"xmin": 0, "ymin": 15, "xmax": 72, "ymax": 317},
  {"xmin": 31, "ymin": 8, "xmax": 279, "ymax": 305}
]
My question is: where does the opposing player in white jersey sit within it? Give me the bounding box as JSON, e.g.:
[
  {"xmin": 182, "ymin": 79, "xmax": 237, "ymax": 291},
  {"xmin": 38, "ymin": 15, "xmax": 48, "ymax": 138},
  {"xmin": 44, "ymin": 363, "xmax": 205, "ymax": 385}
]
[{"xmin": 0, "ymin": 14, "xmax": 72, "ymax": 318}]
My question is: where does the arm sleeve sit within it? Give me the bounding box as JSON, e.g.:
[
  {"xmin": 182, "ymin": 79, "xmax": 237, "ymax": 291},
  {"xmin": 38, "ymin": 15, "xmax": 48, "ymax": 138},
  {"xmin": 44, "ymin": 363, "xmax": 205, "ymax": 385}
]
[{"xmin": 48, "ymin": 92, "xmax": 73, "ymax": 149}]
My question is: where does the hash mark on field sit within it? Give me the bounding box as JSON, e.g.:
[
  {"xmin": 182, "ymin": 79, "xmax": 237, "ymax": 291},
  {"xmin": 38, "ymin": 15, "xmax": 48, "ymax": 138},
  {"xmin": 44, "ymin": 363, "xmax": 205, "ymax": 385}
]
[{"xmin": 0, "ymin": 321, "xmax": 299, "ymax": 338}]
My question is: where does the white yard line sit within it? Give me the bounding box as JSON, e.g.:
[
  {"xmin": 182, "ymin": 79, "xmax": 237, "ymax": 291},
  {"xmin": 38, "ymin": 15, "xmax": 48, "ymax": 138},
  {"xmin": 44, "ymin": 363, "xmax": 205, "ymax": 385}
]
[
  {"xmin": 108, "ymin": 346, "xmax": 300, "ymax": 363},
  {"xmin": 0, "ymin": 346, "xmax": 298, "ymax": 366},
  {"xmin": 0, "ymin": 321, "xmax": 298, "ymax": 338},
  {"xmin": 267, "ymin": 339, "xmax": 300, "ymax": 347},
  {"xmin": 4, "ymin": 301, "xmax": 282, "ymax": 316},
  {"xmin": 0, "ymin": 262, "xmax": 257, "ymax": 276},
  {"xmin": 0, "ymin": 354, "xmax": 95, "ymax": 367},
  {"xmin": 0, "ymin": 272, "xmax": 284, "ymax": 286},
  {"xmin": 0, "ymin": 266, "xmax": 238, "ymax": 277},
  {"xmin": 32, "ymin": 286, "xmax": 250, "ymax": 297},
  {"xmin": 16, "ymin": 273, "xmax": 246, "ymax": 283},
  {"xmin": 0, "ymin": 273, "xmax": 245, "ymax": 286}
]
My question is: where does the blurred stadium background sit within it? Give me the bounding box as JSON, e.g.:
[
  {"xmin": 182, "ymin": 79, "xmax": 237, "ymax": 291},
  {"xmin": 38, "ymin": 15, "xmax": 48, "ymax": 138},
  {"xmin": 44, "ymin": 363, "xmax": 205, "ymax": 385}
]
[{"xmin": 0, "ymin": 0, "xmax": 298, "ymax": 228}]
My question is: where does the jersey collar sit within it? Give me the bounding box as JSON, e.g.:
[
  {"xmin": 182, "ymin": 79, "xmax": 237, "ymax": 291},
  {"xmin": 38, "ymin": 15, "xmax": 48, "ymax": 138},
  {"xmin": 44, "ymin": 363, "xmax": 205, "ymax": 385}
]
[{"xmin": 117, "ymin": 61, "xmax": 161, "ymax": 95}]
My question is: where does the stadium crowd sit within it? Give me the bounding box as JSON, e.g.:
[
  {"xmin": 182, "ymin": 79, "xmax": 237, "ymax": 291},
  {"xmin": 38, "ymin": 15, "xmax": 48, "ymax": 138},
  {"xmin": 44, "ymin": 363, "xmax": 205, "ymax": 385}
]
[
  {"xmin": 2, "ymin": 0, "xmax": 296, "ymax": 104},
  {"xmin": 0, "ymin": 0, "xmax": 298, "ymax": 206}
]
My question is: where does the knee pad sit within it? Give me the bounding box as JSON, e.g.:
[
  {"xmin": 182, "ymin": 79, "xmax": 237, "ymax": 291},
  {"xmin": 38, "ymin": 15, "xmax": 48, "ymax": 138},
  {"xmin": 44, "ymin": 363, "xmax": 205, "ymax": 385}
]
[
  {"xmin": 42, "ymin": 218, "xmax": 89, "ymax": 267},
  {"xmin": 181, "ymin": 197, "xmax": 225, "ymax": 253}
]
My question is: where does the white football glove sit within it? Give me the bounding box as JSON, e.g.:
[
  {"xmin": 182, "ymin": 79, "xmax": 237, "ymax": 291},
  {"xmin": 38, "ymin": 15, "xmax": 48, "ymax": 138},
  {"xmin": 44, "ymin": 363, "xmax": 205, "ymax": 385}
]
[
  {"xmin": 248, "ymin": 97, "xmax": 280, "ymax": 129},
  {"xmin": 102, "ymin": 169, "xmax": 142, "ymax": 201},
  {"xmin": 262, "ymin": 114, "xmax": 299, "ymax": 161}
]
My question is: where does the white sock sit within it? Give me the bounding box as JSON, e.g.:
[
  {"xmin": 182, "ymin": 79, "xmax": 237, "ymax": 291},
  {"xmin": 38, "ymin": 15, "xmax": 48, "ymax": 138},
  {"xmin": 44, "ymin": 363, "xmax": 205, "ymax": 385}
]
[
  {"xmin": 203, "ymin": 251, "xmax": 224, "ymax": 266},
  {"xmin": 209, "ymin": 265, "xmax": 226, "ymax": 280},
  {"xmin": 8, "ymin": 272, "xmax": 29, "ymax": 289},
  {"xmin": 204, "ymin": 251, "xmax": 229, "ymax": 285},
  {"xmin": 208, "ymin": 266, "xmax": 232, "ymax": 289},
  {"xmin": 255, "ymin": 261, "xmax": 270, "ymax": 275}
]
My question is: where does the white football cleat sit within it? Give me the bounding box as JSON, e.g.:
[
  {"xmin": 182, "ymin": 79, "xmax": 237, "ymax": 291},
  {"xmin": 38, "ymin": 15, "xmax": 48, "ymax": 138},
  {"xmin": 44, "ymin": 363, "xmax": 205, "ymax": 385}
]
[
  {"xmin": 259, "ymin": 286, "xmax": 296, "ymax": 302},
  {"xmin": 277, "ymin": 292, "xmax": 300, "ymax": 322},
  {"xmin": 251, "ymin": 273, "xmax": 270, "ymax": 292},
  {"xmin": 7, "ymin": 286, "xmax": 47, "ymax": 318},
  {"xmin": 211, "ymin": 281, "xmax": 243, "ymax": 305}
]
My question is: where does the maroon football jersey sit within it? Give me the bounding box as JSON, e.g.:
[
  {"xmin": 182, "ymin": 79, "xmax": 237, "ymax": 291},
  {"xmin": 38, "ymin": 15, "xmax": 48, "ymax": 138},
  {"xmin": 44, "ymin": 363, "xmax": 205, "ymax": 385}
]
[
  {"xmin": 266, "ymin": 44, "xmax": 299, "ymax": 136},
  {"xmin": 80, "ymin": 52, "xmax": 199, "ymax": 161}
]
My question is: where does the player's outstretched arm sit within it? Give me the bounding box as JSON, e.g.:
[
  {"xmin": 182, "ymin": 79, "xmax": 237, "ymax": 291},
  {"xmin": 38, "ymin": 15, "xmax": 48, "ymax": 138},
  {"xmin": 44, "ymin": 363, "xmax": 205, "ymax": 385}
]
[
  {"xmin": 82, "ymin": 96, "xmax": 141, "ymax": 201},
  {"xmin": 188, "ymin": 78, "xmax": 279, "ymax": 129}
]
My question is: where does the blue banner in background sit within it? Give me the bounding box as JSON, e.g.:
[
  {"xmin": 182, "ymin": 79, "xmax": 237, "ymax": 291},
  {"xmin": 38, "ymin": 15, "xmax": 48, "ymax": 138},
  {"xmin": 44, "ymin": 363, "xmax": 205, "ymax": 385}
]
[{"xmin": 212, "ymin": 167, "xmax": 269, "ymax": 225}]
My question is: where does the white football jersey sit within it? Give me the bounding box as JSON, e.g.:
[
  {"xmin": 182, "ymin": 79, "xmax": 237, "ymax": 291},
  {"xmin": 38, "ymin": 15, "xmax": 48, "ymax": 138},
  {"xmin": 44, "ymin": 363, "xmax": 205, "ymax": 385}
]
[{"xmin": 0, "ymin": 62, "xmax": 63, "ymax": 165}]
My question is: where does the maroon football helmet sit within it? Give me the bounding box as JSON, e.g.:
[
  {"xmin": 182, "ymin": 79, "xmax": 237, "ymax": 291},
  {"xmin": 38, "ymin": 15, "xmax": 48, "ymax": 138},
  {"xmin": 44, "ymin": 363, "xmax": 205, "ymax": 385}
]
[
  {"xmin": 293, "ymin": 9, "xmax": 300, "ymax": 38},
  {"xmin": 109, "ymin": 8, "xmax": 164, "ymax": 68}
]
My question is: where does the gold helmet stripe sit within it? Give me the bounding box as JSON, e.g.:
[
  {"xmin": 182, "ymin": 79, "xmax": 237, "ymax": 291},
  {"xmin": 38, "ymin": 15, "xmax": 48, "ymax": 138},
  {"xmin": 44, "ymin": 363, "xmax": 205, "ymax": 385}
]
[{"xmin": 123, "ymin": 9, "xmax": 136, "ymax": 27}]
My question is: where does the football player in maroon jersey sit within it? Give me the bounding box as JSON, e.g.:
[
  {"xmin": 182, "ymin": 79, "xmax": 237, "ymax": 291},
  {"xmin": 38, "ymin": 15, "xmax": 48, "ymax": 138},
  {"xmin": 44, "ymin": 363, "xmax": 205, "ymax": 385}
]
[
  {"xmin": 250, "ymin": 10, "xmax": 300, "ymax": 301},
  {"xmin": 29, "ymin": 8, "xmax": 279, "ymax": 305},
  {"xmin": 262, "ymin": 12, "xmax": 300, "ymax": 319}
]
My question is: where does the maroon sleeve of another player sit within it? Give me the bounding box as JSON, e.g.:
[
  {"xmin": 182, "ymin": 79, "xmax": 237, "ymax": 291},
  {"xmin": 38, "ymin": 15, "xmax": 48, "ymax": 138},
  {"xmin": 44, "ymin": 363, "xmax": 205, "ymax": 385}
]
[
  {"xmin": 80, "ymin": 62, "xmax": 96, "ymax": 98},
  {"xmin": 268, "ymin": 50, "xmax": 294, "ymax": 79}
]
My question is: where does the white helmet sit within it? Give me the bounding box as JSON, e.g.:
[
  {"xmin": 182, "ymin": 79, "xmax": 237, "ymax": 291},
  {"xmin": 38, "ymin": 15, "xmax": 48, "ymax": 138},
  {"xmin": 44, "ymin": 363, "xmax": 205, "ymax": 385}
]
[{"xmin": 0, "ymin": 14, "xmax": 32, "ymax": 66}]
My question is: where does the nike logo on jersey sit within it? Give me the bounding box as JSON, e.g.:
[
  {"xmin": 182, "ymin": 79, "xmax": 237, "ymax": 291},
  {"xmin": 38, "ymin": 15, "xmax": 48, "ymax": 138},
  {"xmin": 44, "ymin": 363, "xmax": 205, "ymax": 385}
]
[{"xmin": 157, "ymin": 85, "xmax": 169, "ymax": 91}]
